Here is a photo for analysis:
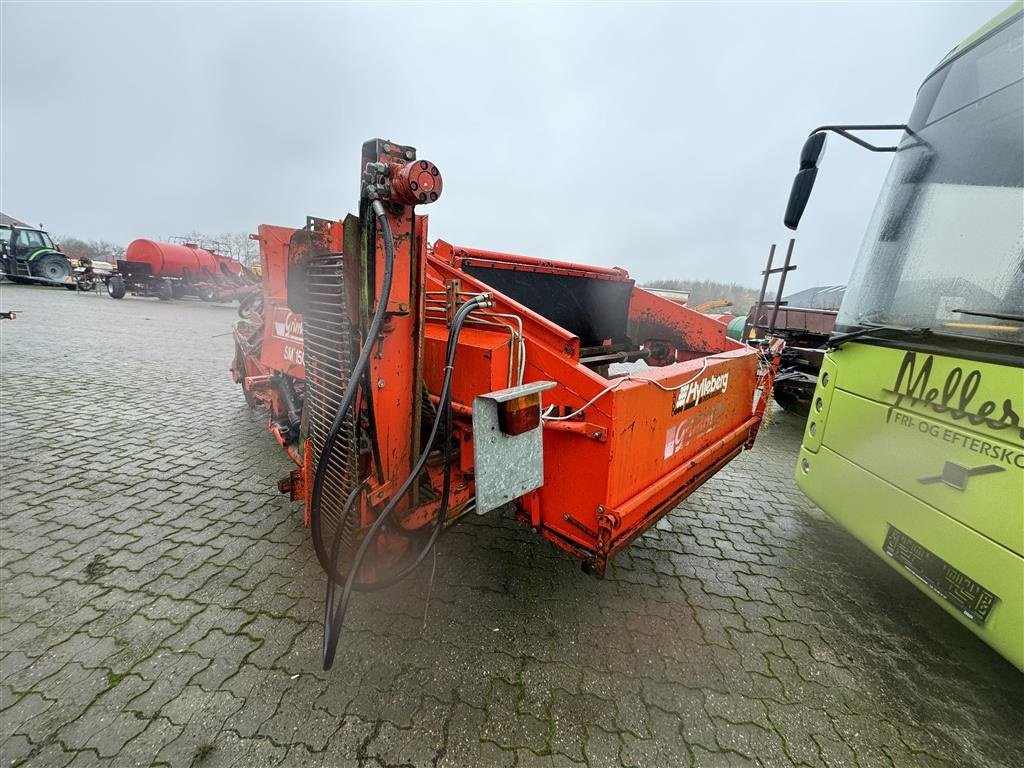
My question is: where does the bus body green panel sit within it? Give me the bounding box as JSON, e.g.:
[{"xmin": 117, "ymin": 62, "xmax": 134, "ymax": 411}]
[
  {"xmin": 798, "ymin": 344, "xmax": 1024, "ymax": 669},
  {"xmin": 813, "ymin": 343, "xmax": 1022, "ymax": 553},
  {"xmin": 798, "ymin": 444, "xmax": 1023, "ymax": 670}
]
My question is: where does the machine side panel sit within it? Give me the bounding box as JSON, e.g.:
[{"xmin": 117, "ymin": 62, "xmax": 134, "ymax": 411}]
[
  {"xmin": 257, "ymin": 224, "xmax": 304, "ymax": 380},
  {"xmin": 605, "ymin": 353, "xmax": 758, "ymax": 510},
  {"xmin": 628, "ymin": 287, "xmax": 739, "ymax": 355}
]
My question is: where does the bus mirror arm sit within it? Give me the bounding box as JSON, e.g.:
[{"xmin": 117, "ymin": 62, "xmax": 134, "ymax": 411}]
[{"xmin": 783, "ymin": 124, "xmax": 916, "ymax": 231}]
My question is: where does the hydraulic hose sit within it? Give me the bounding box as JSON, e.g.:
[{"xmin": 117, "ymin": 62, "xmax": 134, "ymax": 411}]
[
  {"xmin": 347, "ymin": 342, "xmax": 456, "ymax": 592},
  {"xmin": 309, "ymin": 199, "xmax": 395, "ymax": 577},
  {"xmin": 321, "ymin": 294, "xmax": 490, "ymax": 670}
]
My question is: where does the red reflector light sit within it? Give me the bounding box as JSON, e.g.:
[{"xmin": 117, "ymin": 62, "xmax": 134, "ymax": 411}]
[{"xmin": 497, "ymin": 393, "xmax": 541, "ymax": 436}]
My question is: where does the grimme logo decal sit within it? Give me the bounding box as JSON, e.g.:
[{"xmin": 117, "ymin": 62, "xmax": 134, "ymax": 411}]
[
  {"xmin": 673, "ymin": 372, "xmax": 729, "ymax": 414},
  {"xmin": 272, "ymin": 308, "xmax": 304, "ymax": 343}
]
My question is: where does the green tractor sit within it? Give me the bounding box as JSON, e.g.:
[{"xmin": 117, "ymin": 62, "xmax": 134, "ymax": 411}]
[{"xmin": 0, "ymin": 224, "xmax": 74, "ymax": 287}]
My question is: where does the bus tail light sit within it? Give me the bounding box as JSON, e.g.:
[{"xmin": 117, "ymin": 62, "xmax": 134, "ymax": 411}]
[{"xmin": 804, "ymin": 355, "xmax": 837, "ymax": 453}]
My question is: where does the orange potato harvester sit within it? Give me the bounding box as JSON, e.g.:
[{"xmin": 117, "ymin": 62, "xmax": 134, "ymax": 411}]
[{"xmin": 232, "ymin": 139, "xmax": 776, "ymax": 667}]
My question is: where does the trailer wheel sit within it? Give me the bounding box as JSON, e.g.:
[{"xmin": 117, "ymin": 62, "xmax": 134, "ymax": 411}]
[
  {"xmin": 772, "ymin": 385, "xmax": 812, "ymax": 417},
  {"xmin": 156, "ymin": 279, "xmax": 174, "ymax": 301},
  {"xmin": 197, "ymin": 285, "xmax": 217, "ymax": 302},
  {"xmin": 237, "ymin": 292, "xmax": 261, "ymax": 319},
  {"xmin": 107, "ymin": 275, "xmax": 126, "ymax": 299},
  {"xmin": 234, "ymin": 343, "xmax": 258, "ymax": 408}
]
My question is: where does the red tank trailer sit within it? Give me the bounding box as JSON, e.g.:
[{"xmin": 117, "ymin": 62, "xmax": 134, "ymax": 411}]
[
  {"xmin": 107, "ymin": 237, "xmax": 259, "ymax": 304},
  {"xmin": 123, "ymin": 239, "xmax": 222, "ymax": 279}
]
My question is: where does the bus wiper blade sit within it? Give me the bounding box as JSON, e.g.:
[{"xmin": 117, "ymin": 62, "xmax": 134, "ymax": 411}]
[
  {"xmin": 952, "ymin": 308, "xmax": 1024, "ymax": 323},
  {"xmin": 827, "ymin": 325, "xmax": 931, "ymax": 349}
]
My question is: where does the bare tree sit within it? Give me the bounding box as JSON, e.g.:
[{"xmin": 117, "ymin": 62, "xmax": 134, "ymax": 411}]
[
  {"xmin": 219, "ymin": 232, "xmax": 259, "ymax": 267},
  {"xmin": 55, "ymin": 236, "xmax": 124, "ymax": 261},
  {"xmin": 643, "ymin": 278, "xmax": 759, "ymax": 311},
  {"xmin": 177, "ymin": 230, "xmax": 258, "ymax": 267}
]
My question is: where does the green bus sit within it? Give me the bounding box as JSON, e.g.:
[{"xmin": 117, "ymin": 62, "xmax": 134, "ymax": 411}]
[{"xmin": 784, "ymin": 3, "xmax": 1023, "ymax": 670}]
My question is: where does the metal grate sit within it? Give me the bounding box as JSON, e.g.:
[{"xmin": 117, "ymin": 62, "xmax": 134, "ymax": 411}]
[{"xmin": 303, "ymin": 253, "xmax": 360, "ymax": 570}]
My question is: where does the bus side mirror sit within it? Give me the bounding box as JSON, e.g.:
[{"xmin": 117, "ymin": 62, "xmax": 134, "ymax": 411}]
[{"xmin": 784, "ymin": 132, "xmax": 828, "ymax": 230}]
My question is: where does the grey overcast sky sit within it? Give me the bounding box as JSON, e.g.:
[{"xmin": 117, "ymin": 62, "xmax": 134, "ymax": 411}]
[{"xmin": 0, "ymin": 1, "xmax": 1008, "ymax": 289}]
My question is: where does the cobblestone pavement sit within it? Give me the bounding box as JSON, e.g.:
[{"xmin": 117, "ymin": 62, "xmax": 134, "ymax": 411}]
[{"xmin": 1, "ymin": 282, "xmax": 1021, "ymax": 768}]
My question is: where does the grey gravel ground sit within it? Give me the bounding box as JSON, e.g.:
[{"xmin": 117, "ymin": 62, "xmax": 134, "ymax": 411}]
[{"xmin": 1, "ymin": 282, "xmax": 1021, "ymax": 768}]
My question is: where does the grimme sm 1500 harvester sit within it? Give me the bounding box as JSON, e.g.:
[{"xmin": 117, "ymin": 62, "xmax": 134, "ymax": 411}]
[{"xmin": 232, "ymin": 139, "xmax": 777, "ymax": 668}]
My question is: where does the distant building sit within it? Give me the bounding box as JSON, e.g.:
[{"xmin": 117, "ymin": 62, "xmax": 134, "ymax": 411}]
[
  {"xmin": 0, "ymin": 212, "xmax": 30, "ymax": 228},
  {"xmin": 782, "ymin": 285, "xmax": 846, "ymax": 311}
]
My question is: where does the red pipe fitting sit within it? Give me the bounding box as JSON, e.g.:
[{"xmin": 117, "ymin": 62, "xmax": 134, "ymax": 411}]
[{"xmin": 390, "ymin": 160, "xmax": 443, "ymax": 206}]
